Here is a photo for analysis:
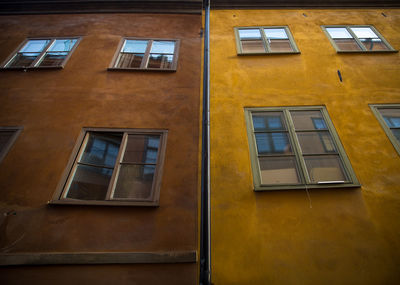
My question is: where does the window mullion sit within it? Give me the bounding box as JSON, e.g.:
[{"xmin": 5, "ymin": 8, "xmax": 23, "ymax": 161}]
[
  {"xmin": 346, "ymin": 26, "xmax": 366, "ymax": 51},
  {"xmin": 260, "ymin": 27, "xmax": 270, "ymax": 53},
  {"xmin": 141, "ymin": 40, "xmax": 153, "ymax": 69},
  {"xmin": 285, "ymin": 109, "xmax": 310, "ymax": 184},
  {"xmin": 32, "ymin": 39, "xmax": 54, "ymax": 67},
  {"xmin": 106, "ymin": 132, "xmax": 128, "ymax": 200}
]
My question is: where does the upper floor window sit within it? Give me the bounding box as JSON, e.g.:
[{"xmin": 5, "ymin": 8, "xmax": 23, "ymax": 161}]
[
  {"xmin": 109, "ymin": 38, "xmax": 180, "ymax": 71},
  {"xmin": 322, "ymin": 26, "xmax": 396, "ymax": 52},
  {"xmin": 1, "ymin": 38, "xmax": 81, "ymax": 69},
  {"xmin": 370, "ymin": 105, "xmax": 400, "ymax": 155},
  {"xmin": 245, "ymin": 106, "xmax": 359, "ymax": 191},
  {"xmin": 0, "ymin": 127, "xmax": 22, "ymax": 164},
  {"xmin": 51, "ymin": 128, "xmax": 167, "ymax": 206},
  {"xmin": 234, "ymin": 26, "xmax": 299, "ymax": 55}
]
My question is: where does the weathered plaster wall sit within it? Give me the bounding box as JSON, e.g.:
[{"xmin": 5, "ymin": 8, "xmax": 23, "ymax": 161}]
[
  {"xmin": 210, "ymin": 9, "xmax": 400, "ymax": 284},
  {"xmin": 0, "ymin": 13, "xmax": 201, "ymax": 284}
]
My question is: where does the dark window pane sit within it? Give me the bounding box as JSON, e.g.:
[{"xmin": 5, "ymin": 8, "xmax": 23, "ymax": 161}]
[
  {"xmin": 38, "ymin": 52, "xmax": 68, "ymax": 67},
  {"xmin": 80, "ymin": 132, "xmax": 122, "ymax": 168},
  {"xmin": 115, "ymin": 53, "xmax": 144, "ymax": 68},
  {"xmin": 268, "ymin": 39, "xmax": 293, "ymax": 52},
  {"xmin": 147, "ymin": 54, "xmax": 173, "ymax": 69},
  {"xmin": 7, "ymin": 53, "xmax": 40, "ymax": 67},
  {"xmin": 290, "ymin": 110, "xmax": 325, "ymax": 130},
  {"xmin": 123, "ymin": 40, "xmax": 148, "ymax": 53},
  {"xmin": 333, "ymin": 39, "xmax": 362, "ymax": 51},
  {"xmin": 241, "ymin": 40, "xmax": 265, "ymax": 53},
  {"xmin": 359, "ymin": 38, "xmax": 389, "ymax": 51},
  {"xmin": 255, "ymin": 133, "xmax": 292, "ymax": 154},
  {"xmin": 0, "ymin": 131, "xmax": 14, "ymax": 151},
  {"xmin": 259, "ymin": 156, "xmax": 300, "ymax": 184},
  {"xmin": 113, "ymin": 165, "xmax": 155, "ymax": 199},
  {"xmin": 122, "ymin": 135, "xmax": 160, "ymax": 163},
  {"xmin": 297, "ymin": 131, "xmax": 336, "ymax": 154},
  {"xmin": 252, "ymin": 112, "xmax": 286, "ymax": 131},
  {"xmin": 67, "ymin": 164, "xmax": 112, "ymax": 200},
  {"xmin": 392, "ymin": 129, "xmax": 400, "ymax": 142},
  {"xmin": 304, "ymin": 155, "xmax": 347, "ymax": 183}
]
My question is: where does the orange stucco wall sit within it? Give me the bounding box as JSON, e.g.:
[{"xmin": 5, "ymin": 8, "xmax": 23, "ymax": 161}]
[
  {"xmin": 210, "ymin": 9, "xmax": 400, "ymax": 284},
  {"xmin": 0, "ymin": 13, "xmax": 202, "ymax": 284}
]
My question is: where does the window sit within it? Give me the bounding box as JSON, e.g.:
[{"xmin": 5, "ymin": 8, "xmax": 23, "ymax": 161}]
[
  {"xmin": 322, "ymin": 26, "xmax": 396, "ymax": 52},
  {"xmin": 1, "ymin": 38, "xmax": 81, "ymax": 69},
  {"xmin": 109, "ymin": 38, "xmax": 180, "ymax": 71},
  {"xmin": 0, "ymin": 127, "xmax": 22, "ymax": 164},
  {"xmin": 245, "ymin": 107, "xmax": 359, "ymax": 190},
  {"xmin": 370, "ymin": 105, "xmax": 400, "ymax": 155},
  {"xmin": 234, "ymin": 26, "xmax": 299, "ymax": 54},
  {"xmin": 51, "ymin": 128, "xmax": 167, "ymax": 206}
]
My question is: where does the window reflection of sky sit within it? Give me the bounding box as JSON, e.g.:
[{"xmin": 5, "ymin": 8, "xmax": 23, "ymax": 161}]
[
  {"xmin": 238, "ymin": 29, "xmax": 262, "ymax": 39},
  {"xmin": 49, "ymin": 39, "xmax": 77, "ymax": 52},
  {"xmin": 123, "ymin": 40, "xmax": 148, "ymax": 53},
  {"xmin": 264, "ymin": 29, "xmax": 288, "ymax": 39},
  {"xmin": 350, "ymin": 27, "xmax": 378, "ymax": 39},
  {"xmin": 20, "ymin": 40, "xmax": 50, "ymax": 53},
  {"xmin": 150, "ymin": 41, "xmax": 175, "ymax": 54},
  {"xmin": 326, "ymin": 28, "xmax": 353, "ymax": 39}
]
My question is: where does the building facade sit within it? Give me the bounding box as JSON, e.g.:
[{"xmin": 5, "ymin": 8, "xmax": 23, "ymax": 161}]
[
  {"xmin": 0, "ymin": 1, "xmax": 203, "ymax": 284},
  {"xmin": 210, "ymin": 4, "xmax": 400, "ymax": 285}
]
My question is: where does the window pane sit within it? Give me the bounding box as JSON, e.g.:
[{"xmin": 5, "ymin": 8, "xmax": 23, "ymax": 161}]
[
  {"xmin": 20, "ymin": 40, "xmax": 50, "ymax": 53},
  {"xmin": 380, "ymin": 109, "xmax": 400, "ymax": 127},
  {"xmin": 333, "ymin": 38, "xmax": 362, "ymax": 51},
  {"xmin": 7, "ymin": 53, "xmax": 40, "ymax": 67},
  {"xmin": 38, "ymin": 52, "xmax": 68, "ymax": 67},
  {"xmin": 359, "ymin": 38, "xmax": 389, "ymax": 51},
  {"xmin": 0, "ymin": 131, "xmax": 14, "ymax": 151},
  {"xmin": 80, "ymin": 132, "xmax": 122, "ymax": 168},
  {"xmin": 252, "ymin": 112, "xmax": 286, "ymax": 131},
  {"xmin": 268, "ymin": 39, "xmax": 293, "ymax": 52},
  {"xmin": 113, "ymin": 165, "xmax": 155, "ymax": 199},
  {"xmin": 304, "ymin": 155, "xmax": 347, "ymax": 183},
  {"xmin": 326, "ymin": 28, "xmax": 353, "ymax": 39},
  {"xmin": 147, "ymin": 54, "xmax": 173, "ymax": 69},
  {"xmin": 241, "ymin": 40, "xmax": 266, "ymax": 53},
  {"xmin": 264, "ymin": 28, "xmax": 288, "ymax": 39},
  {"xmin": 392, "ymin": 129, "xmax": 400, "ymax": 142},
  {"xmin": 123, "ymin": 40, "xmax": 148, "ymax": 53},
  {"xmin": 255, "ymin": 133, "xmax": 292, "ymax": 154},
  {"xmin": 115, "ymin": 53, "xmax": 144, "ymax": 68},
  {"xmin": 350, "ymin": 27, "xmax": 377, "ymax": 38},
  {"xmin": 297, "ymin": 131, "xmax": 336, "ymax": 154},
  {"xmin": 67, "ymin": 164, "xmax": 112, "ymax": 200},
  {"xmin": 259, "ymin": 156, "xmax": 300, "ymax": 184},
  {"xmin": 238, "ymin": 29, "xmax": 262, "ymax": 39},
  {"xmin": 122, "ymin": 135, "xmax": 160, "ymax": 163},
  {"xmin": 150, "ymin": 41, "xmax": 175, "ymax": 54},
  {"xmin": 290, "ymin": 110, "xmax": 326, "ymax": 130},
  {"xmin": 48, "ymin": 39, "xmax": 77, "ymax": 52}
]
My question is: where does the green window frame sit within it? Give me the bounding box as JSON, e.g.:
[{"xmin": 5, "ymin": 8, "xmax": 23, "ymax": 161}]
[
  {"xmin": 370, "ymin": 104, "xmax": 400, "ymax": 155},
  {"xmin": 234, "ymin": 26, "xmax": 300, "ymax": 55},
  {"xmin": 322, "ymin": 25, "xmax": 397, "ymax": 53},
  {"xmin": 1, "ymin": 37, "xmax": 82, "ymax": 69},
  {"xmin": 245, "ymin": 106, "xmax": 359, "ymax": 191},
  {"xmin": 50, "ymin": 128, "xmax": 168, "ymax": 206}
]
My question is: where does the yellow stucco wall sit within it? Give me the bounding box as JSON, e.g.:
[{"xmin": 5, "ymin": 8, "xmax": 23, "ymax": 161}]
[{"xmin": 210, "ymin": 9, "xmax": 400, "ymax": 284}]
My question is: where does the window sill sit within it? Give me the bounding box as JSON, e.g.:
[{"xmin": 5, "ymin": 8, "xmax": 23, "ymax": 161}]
[
  {"xmin": 336, "ymin": 50, "xmax": 398, "ymax": 53},
  {"xmin": 48, "ymin": 199, "xmax": 159, "ymax": 207},
  {"xmin": 0, "ymin": 66, "xmax": 64, "ymax": 70},
  {"xmin": 238, "ymin": 51, "xmax": 301, "ymax": 56},
  {"xmin": 107, "ymin": 67, "xmax": 176, "ymax": 72},
  {"xmin": 254, "ymin": 183, "xmax": 361, "ymax": 191}
]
